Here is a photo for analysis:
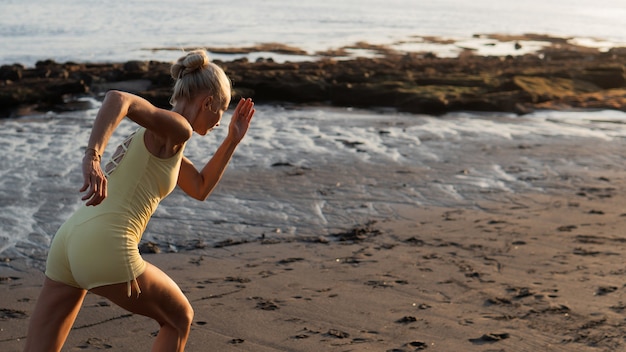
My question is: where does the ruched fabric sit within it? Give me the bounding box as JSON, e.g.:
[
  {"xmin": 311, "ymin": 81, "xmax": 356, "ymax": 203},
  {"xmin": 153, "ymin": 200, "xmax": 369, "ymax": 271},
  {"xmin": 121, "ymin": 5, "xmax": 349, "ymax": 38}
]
[{"xmin": 46, "ymin": 127, "xmax": 185, "ymax": 296}]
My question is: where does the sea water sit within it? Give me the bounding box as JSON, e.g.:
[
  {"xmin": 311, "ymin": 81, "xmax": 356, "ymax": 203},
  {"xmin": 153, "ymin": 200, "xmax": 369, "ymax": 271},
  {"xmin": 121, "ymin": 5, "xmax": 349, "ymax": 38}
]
[
  {"xmin": 1, "ymin": 0, "xmax": 626, "ymax": 66},
  {"xmin": 2, "ymin": 104, "xmax": 626, "ymax": 261}
]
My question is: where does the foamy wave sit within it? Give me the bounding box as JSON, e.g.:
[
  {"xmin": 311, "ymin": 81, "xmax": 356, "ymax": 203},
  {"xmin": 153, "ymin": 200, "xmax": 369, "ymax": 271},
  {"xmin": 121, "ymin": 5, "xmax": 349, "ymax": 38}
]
[{"xmin": 2, "ymin": 105, "xmax": 626, "ymax": 257}]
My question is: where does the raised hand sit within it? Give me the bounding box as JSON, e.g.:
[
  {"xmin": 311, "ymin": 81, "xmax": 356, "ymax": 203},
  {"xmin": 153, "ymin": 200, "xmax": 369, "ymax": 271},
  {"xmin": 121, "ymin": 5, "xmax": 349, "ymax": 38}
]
[{"xmin": 228, "ymin": 98, "xmax": 255, "ymax": 143}]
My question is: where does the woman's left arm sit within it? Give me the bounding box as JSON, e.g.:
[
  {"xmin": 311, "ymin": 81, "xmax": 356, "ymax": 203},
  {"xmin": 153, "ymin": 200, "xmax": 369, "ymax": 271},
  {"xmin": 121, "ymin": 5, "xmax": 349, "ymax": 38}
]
[{"xmin": 178, "ymin": 98, "xmax": 255, "ymax": 200}]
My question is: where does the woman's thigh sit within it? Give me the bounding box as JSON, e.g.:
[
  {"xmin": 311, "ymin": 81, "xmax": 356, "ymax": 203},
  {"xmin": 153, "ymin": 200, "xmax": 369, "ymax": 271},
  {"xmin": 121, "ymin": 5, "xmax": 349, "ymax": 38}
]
[
  {"xmin": 24, "ymin": 278, "xmax": 87, "ymax": 351},
  {"xmin": 90, "ymin": 262, "xmax": 193, "ymax": 326}
]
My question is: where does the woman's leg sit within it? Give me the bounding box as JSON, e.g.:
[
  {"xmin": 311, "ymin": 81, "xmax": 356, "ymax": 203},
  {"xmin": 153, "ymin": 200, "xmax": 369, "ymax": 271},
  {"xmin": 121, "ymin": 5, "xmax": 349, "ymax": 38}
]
[
  {"xmin": 23, "ymin": 277, "xmax": 87, "ymax": 352},
  {"xmin": 89, "ymin": 262, "xmax": 193, "ymax": 352}
]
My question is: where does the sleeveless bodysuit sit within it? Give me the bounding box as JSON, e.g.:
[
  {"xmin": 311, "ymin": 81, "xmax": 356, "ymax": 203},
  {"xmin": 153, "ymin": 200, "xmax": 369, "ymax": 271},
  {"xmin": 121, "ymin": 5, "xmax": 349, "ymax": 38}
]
[{"xmin": 45, "ymin": 127, "xmax": 185, "ymax": 296}]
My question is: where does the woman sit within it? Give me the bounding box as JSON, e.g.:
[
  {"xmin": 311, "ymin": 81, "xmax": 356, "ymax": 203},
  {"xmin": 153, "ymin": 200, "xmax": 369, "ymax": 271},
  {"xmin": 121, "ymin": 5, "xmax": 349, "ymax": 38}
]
[{"xmin": 23, "ymin": 50, "xmax": 255, "ymax": 352}]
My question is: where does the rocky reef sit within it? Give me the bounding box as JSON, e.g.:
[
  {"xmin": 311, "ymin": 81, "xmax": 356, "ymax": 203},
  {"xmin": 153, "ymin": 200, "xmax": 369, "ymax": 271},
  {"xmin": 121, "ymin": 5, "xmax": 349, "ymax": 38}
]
[{"xmin": 1, "ymin": 38, "xmax": 626, "ymax": 117}]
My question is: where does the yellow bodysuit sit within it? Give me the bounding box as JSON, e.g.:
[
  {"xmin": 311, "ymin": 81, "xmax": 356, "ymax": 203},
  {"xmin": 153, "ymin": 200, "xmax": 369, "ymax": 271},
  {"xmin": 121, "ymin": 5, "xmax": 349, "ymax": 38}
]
[{"xmin": 46, "ymin": 127, "xmax": 185, "ymax": 296}]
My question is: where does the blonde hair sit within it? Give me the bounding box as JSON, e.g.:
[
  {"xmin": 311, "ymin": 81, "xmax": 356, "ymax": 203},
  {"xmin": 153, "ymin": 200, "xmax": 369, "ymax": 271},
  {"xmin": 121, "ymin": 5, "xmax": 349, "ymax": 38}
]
[{"xmin": 169, "ymin": 50, "xmax": 231, "ymax": 108}]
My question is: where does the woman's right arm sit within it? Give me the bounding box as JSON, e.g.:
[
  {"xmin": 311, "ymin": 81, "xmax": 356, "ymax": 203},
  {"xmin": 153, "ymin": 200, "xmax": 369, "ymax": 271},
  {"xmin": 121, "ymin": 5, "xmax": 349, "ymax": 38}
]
[{"xmin": 80, "ymin": 90, "xmax": 192, "ymax": 206}]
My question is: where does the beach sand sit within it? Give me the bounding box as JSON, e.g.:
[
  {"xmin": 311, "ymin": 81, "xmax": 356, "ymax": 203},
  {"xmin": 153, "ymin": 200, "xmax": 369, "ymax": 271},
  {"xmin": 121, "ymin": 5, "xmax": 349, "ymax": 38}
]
[{"xmin": 3, "ymin": 129, "xmax": 626, "ymax": 351}]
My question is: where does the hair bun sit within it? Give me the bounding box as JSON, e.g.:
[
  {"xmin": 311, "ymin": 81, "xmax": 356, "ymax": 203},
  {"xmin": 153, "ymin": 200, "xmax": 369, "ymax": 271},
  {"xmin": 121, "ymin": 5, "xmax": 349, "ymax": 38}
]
[
  {"xmin": 171, "ymin": 50, "xmax": 210, "ymax": 80},
  {"xmin": 169, "ymin": 49, "xmax": 230, "ymax": 107}
]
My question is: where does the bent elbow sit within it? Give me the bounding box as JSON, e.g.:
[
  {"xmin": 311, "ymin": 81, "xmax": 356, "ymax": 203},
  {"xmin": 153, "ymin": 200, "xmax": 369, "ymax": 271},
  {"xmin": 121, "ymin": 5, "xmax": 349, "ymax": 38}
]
[
  {"xmin": 104, "ymin": 90, "xmax": 127, "ymax": 106},
  {"xmin": 172, "ymin": 120, "xmax": 193, "ymax": 145},
  {"xmin": 182, "ymin": 124, "xmax": 193, "ymax": 142}
]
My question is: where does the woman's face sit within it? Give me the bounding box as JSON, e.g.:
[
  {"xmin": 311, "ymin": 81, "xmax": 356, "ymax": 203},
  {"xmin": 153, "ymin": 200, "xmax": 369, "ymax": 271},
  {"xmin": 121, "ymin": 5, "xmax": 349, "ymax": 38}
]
[
  {"xmin": 205, "ymin": 106, "xmax": 223, "ymax": 132},
  {"xmin": 197, "ymin": 97, "xmax": 228, "ymax": 135}
]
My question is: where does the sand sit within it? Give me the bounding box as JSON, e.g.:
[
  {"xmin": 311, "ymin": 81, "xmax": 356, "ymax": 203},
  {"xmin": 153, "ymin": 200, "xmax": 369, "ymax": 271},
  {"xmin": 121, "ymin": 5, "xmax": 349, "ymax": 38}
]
[
  {"xmin": 3, "ymin": 189, "xmax": 626, "ymax": 351},
  {"xmin": 3, "ymin": 119, "xmax": 626, "ymax": 351}
]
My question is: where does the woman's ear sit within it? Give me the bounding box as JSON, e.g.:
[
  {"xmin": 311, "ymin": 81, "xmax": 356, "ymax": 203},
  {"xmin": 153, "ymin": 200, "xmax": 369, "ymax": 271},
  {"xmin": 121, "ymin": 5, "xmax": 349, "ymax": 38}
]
[
  {"xmin": 204, "ymin": 95, "xmax": 221, "ymax": 113},
  {"xmin": 203, "ymin": 96, "xmax": 214, "ymax": 110}
]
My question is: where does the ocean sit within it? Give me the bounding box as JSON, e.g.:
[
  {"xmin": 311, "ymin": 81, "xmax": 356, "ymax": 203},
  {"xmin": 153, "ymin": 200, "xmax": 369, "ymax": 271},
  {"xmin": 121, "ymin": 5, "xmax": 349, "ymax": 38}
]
[
  {"xmin": 2, "ymin": 0, "xmax": 626, "ymax": 262},
  {"xmin": 1, "ymin": 0, "xmax": 626, "ymax": 66}
]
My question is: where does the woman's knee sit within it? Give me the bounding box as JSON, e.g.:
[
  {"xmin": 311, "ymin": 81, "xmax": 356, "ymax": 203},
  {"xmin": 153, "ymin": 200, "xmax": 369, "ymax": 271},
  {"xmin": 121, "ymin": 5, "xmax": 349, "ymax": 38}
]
[
  {"xmin": 180, "ymin": 301, "xmax": 194, "ymax": 328},
  {"xmin": 167, "ymin": 300, "xmax": 193, "ymax": 333}
]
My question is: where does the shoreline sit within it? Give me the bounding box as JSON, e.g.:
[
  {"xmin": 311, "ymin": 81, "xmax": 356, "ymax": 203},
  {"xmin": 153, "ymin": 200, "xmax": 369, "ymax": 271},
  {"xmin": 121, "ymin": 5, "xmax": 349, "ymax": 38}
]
[{"xmin": 1, "ymin": 34, "xmax": 626, "ymax": 118}]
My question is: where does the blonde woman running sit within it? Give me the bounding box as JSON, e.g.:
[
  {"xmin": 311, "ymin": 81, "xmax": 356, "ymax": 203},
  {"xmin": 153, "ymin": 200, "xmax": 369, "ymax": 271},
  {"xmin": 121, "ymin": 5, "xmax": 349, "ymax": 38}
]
[{"xmin": 23, "ymin": 50, "xmax": 255, "ymax": 352}]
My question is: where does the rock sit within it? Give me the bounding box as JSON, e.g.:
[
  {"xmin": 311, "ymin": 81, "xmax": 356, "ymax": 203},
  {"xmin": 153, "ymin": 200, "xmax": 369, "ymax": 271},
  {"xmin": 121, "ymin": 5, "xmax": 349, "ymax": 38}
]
[
  {"xmin": 513, "ymin": 76, "xmax": 600, "ymax": 103},
  {"xmin": 608, "ymin": 47, "xmax": 626, "ymax": 58},
  {"xmin": 576, "ymin": 66, "xmax": 625, "ymax": 89},
  {"xmin": 123, "ymin": 60, "xmax": 150, "ymax": 72},
  {"xmin": 1, "ymin": 43, "xmax": 626, "ymax": 117},
  {"xmin": 0, "ymin": 64, "xmax": 23, "ymax": 81}
]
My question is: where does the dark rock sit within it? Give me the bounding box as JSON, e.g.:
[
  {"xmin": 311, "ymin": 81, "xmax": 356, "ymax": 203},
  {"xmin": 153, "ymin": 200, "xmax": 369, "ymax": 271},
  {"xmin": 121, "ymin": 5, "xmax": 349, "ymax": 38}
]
[
  {"xmin": 124, "ymin": 60, "xmax": 150, "ymax": 73},
  {"xmin": 608, "ymin": 47, "xmax": 626, "ymax": 58},
  {"xmin": 576, "ymin": 66, "xmax": 625, "ymax": 89},
  {"xmin": 0, "ymin": 64, "xmax": 23, "ymax": 81},
  {"xmin": 1, "ymin": 43, "xmax": 626, "ymax": 117}
]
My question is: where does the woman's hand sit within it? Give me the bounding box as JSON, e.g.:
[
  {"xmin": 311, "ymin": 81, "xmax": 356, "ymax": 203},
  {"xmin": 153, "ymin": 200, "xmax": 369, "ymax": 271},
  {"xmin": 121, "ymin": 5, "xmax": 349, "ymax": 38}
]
[
  {"xmin": 228, "ymin": 98, "xmax": 255, "ymax": 143},
  {"xmin": 80, "ymin": 153, "xmax": 107, "ymax": 206}
]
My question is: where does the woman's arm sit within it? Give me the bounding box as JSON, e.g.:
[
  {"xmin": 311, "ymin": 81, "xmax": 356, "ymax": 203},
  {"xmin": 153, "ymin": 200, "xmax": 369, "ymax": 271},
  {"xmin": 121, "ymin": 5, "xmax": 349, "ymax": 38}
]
[
  {"xmin": 81, "ymin": 90, "xmax": 193, "ymax": 206},
  {"xmin": 85, "ymin": 90, "xmax": 192, "ymax": 156},
  {"xmin": 177, "ymin": 98, "xmax": 255, "ymax": 200}
]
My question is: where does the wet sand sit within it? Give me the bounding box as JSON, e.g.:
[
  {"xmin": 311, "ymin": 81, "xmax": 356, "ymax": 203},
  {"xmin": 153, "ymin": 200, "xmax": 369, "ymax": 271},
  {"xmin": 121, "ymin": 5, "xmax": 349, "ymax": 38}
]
[{"xmin": 3, "ymin": 119, "xmax": 626, "ymax": 351}]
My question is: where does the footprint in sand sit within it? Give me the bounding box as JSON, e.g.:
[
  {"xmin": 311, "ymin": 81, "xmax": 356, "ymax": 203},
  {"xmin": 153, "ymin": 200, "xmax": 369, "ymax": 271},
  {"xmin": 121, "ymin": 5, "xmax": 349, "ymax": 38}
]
[
  {"xmin": 0, "ymin": 308, "xmax": 27, "ymax": 320},
  {"xmin": 469, "ymin": 332, "xmax": 510, "ymax": 344},
  {"xmin": 77, "ymin": 337, "xmax": 112, "ymax": 349}
]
